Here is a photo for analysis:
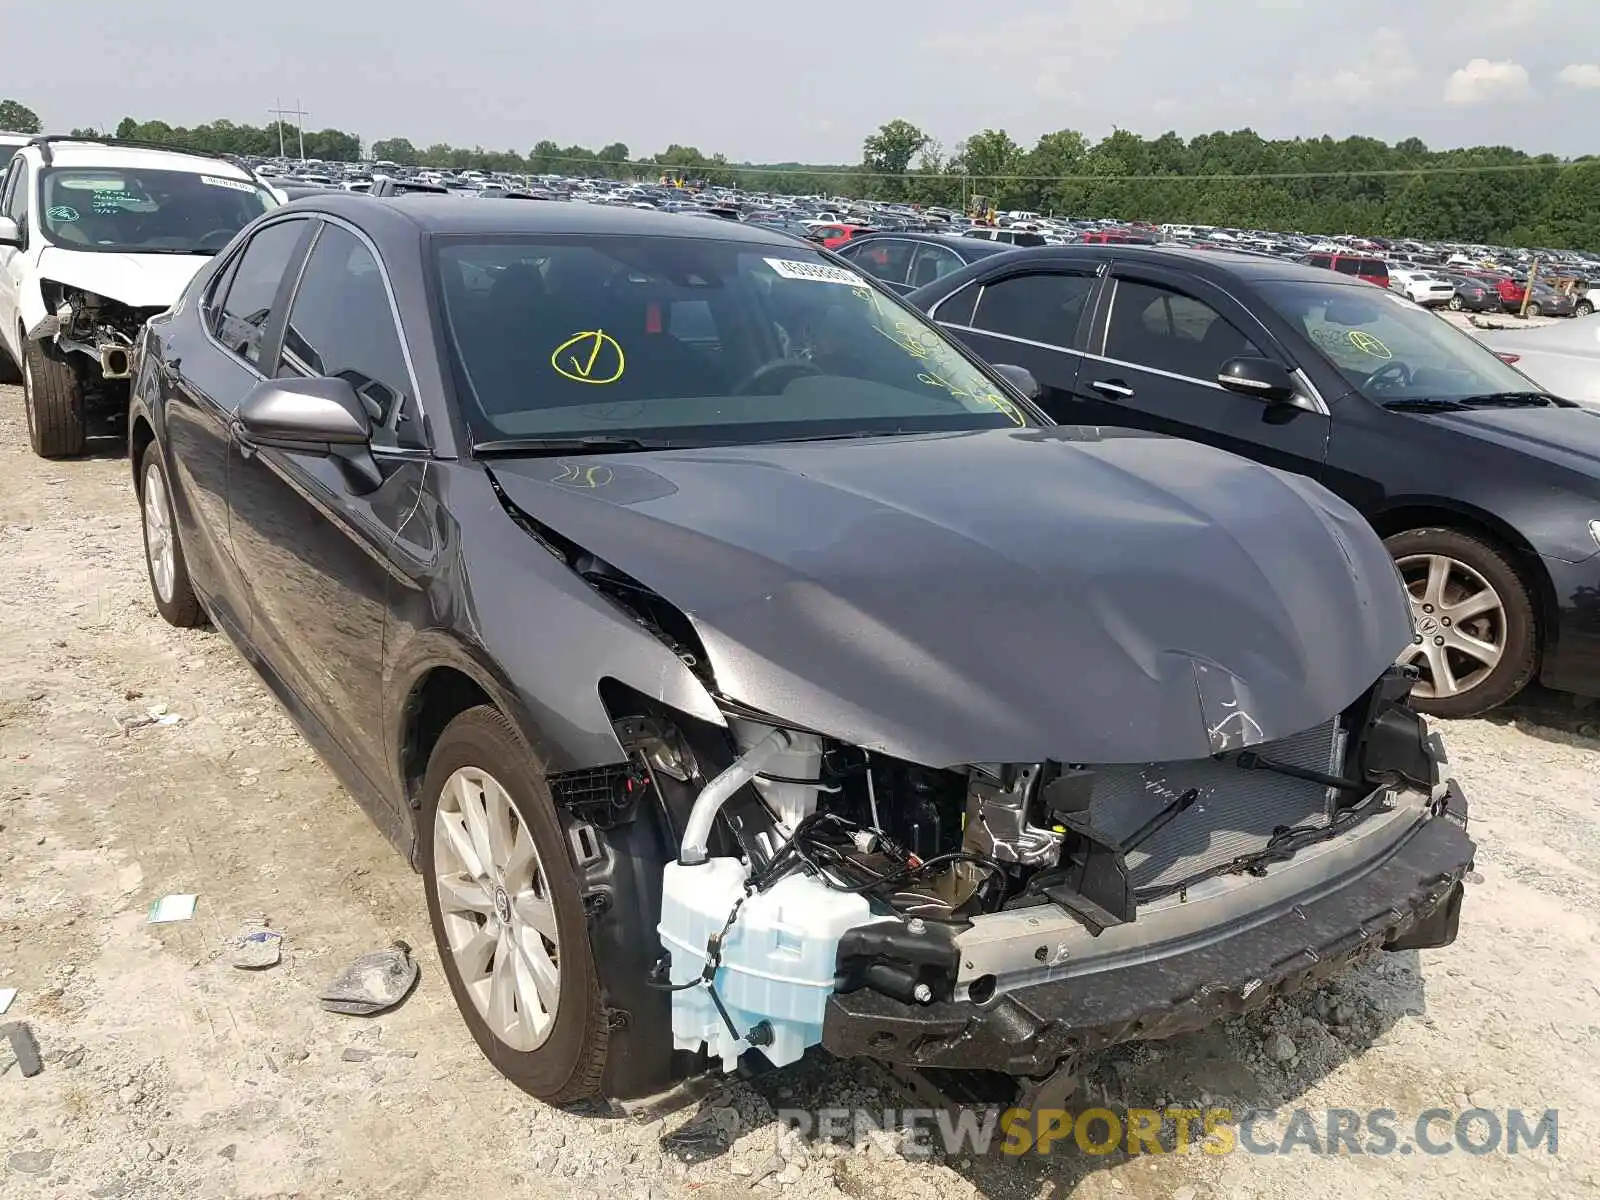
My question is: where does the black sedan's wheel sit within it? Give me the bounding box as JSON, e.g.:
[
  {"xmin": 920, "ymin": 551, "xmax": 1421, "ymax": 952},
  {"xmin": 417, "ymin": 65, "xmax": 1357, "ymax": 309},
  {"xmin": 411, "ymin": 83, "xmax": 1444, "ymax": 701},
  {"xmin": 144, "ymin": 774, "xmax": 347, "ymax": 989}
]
[
  {"xmin": 1385, "ymin": 528, "xmax": 1537, "ymax": 718},
  {"xmin": 419, "ymin": 706, "xmax": 609, "ymax": 1104},
  {"xmin": 1447, "ymin": 294, "xmax": 1464, "ymax": 311},
  {"xmin": 1526, "ymin": 302, "xmax": 1542, "ymax": 318},
  {"xmin": 1577, "ymin": 298, "xmax": 1594, "ymax": 317},
  {"xmin": 138, "ymin": 445, "xmax": 205, "ymax": 627}
]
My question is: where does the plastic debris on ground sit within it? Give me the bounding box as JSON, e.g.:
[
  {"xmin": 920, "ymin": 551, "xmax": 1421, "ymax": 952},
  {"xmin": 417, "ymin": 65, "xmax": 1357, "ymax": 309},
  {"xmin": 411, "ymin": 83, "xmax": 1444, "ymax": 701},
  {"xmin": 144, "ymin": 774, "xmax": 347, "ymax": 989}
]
[
  {"xmin": 318, "ymin": 941, "xmax": 418, "ymax": 1016},
  {"xmin": 0, "ymin": 987, "xmax": 15, "ymax": 1015},
  {"xmin": 231, "ymin": 921, "xmax": 283, "ymax": 970},
  {"xmin": 148, "ymin": 894, "xmax": 198, "ymax": 924},
  {"xmin": 3, "ymin": 1021, "xmax": 43, "ymax": 1077}
]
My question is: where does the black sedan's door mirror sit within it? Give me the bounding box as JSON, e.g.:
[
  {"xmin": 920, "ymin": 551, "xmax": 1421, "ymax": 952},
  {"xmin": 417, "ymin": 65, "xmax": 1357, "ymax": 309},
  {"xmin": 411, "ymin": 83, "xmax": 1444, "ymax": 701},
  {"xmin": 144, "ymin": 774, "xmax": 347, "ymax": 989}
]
[
  {"xmin": 1217, "ymin": 356, "xmax": 1298, "ymax": 404},
  {"xmin": 237, "ymin": 377, "xmax": 373, "ymax": 448},
  {"xmin": 992, "ymin": 362, "xmax": 1042, "ymax": 401},
  {"xmin": 235, "ymin": 377, "xmax": 383, "ymax": 493}
]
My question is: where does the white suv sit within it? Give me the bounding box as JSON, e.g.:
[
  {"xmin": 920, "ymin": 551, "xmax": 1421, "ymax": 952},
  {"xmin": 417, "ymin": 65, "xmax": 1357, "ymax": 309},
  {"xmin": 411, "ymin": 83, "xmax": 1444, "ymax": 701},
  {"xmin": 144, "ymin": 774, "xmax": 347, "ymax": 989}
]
[{"xmin": 0, "ymin": 136, "xmax": 278, "ymax": 457}]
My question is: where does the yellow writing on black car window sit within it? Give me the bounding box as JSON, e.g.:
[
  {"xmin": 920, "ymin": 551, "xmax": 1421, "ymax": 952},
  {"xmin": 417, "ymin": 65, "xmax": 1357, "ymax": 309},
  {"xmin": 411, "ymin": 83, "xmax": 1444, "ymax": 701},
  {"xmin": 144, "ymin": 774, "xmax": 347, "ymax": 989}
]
[
  {"xmin": 978, "ymin": 391, "xmax": 1028, "ymax": 427},
  {"xmin": 917, "ymin": 370, "xmax": 968, "ymax": 399},
  {"xmin": 553, "ymin": 462, "xmax": 615, "ymax": 489},
  {"xmin": 1347, "ymin": 330, "xmax": 1392, "ymax": 359},
  {"xmin": 551, "ymin": 330, "xmax": 626, "ymax": 384}
]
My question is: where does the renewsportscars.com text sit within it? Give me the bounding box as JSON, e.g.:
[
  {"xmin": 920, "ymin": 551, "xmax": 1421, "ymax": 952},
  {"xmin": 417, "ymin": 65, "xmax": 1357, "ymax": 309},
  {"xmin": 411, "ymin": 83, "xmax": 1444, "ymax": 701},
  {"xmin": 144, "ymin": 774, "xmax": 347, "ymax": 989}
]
[{"xmin": 774, "ymin": 1106, "xmax": 1559, "ymax": 1158}]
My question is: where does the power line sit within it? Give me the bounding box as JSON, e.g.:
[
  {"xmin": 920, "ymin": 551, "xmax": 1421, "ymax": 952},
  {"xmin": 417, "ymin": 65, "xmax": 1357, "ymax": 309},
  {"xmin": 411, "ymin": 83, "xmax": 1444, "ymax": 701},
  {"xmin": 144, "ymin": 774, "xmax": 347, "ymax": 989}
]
[{"xmin": 268, "ymin": 98, "xmax": 310, "ymax": 161}]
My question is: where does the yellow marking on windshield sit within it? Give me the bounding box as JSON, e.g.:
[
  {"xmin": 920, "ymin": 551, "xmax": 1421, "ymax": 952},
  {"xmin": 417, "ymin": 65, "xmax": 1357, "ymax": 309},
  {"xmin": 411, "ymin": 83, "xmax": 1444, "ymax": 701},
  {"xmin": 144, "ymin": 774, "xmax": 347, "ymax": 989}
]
[
  {"xmin": 1347, "ymin": 330, "xmax": 1392, "ymax": 359},
  {"xmin": 551, "ymin": 330, "xmax": 626, "ymax": 384}
]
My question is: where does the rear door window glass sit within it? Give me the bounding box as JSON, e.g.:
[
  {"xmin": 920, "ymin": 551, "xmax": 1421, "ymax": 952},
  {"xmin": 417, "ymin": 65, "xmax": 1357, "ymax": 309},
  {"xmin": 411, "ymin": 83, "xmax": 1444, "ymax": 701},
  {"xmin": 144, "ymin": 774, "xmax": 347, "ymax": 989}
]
[
  {"xmin": 971, "ymin": 272, "xmax": 1096, "ymax": 349},
  {"xmin": 213, "ymin": 219, "xmax": 307, "ymax": 368}
]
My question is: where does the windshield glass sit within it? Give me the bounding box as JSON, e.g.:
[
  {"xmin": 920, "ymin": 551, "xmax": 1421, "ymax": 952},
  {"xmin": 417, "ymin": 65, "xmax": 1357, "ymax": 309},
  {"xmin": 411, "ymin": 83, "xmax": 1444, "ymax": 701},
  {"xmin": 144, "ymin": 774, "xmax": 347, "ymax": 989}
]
[
  {"xmin": 433, "ymin": 234, "xmax": 1031, "ymax": 442},
  {"xmin": 39, "ymin": 166, "xmax": 275, "ymax": 254},
  {"xmin": 1257, "ymin": 279, "xmax": 1536, "ymax": 402}
]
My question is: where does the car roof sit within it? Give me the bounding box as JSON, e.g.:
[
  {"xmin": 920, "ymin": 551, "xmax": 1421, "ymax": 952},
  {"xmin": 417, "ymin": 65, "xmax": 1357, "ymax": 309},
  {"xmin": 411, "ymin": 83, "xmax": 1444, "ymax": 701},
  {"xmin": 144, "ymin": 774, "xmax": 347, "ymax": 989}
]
[
  {"xmin": 907, "ymin": 242, "xmax": 1393, "ymax": 306},
  {"xmin": 28, "ymin": 141, "xmax": 254, "ymax": 179},
  {"xmin": 847, "ymin": 230, "xmax": 1013, "ymax": 257},
  {"xmin": 283, "ymin": 193, "xmax": 819, "ymax": 247}
]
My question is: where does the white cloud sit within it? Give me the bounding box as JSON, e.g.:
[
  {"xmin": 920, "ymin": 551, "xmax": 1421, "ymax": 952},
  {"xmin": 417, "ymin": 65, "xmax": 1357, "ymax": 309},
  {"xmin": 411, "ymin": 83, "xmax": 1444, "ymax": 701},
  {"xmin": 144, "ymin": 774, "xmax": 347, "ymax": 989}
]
[
  {"xmin": 1557, "ymin": 62, "xmax": 1600, "ymax": 88},
  {"xmin": 920, "ymin": 0, "xmax": 1191, "ymax": 99},
  {"xmin": 1442, "ymin": 58, "xmax": 1533, "ymax": 104},
  {"xmin": 1290, "ymin": 28, "xmax": 1418, "ymax": 105}
]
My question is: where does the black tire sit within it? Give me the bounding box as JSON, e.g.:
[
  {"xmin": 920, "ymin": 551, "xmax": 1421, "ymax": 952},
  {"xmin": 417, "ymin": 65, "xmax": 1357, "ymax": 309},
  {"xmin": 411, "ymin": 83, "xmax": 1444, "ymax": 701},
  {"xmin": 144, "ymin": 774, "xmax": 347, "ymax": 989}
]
[
  {"xmin": 1577, "ymin": 299, "xmax": 1594, "ymax": 317},
  {"xmin": 1384, "ymin": 527, "xmax": 1538, "ymax": 718},
  {"xmin": 21, "ymin": 337, "xmax": 86, "ymax": 458},
  {"xmin": 1526, "ymin": 302, "xmax": 1542, "ymax": 318},
  {"xmin": 419, "ymin": 706, "xmax": 609, "ymax": 1104},
  {"xmin": 1447, "ymin": 294, "xmax": 1464, "ymax": 311},
  {"xmin": 137, "ymin": 444, "xmax": 205, "ymax": 628}
]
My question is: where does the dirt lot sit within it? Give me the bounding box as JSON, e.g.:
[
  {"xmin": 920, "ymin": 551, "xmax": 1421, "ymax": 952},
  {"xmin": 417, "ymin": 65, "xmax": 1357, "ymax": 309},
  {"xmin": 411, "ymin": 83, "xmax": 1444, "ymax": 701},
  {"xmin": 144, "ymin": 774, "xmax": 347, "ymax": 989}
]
[{"xmin": 1, "ymin": 383, "xmax": 1598, "ymax": 1200}]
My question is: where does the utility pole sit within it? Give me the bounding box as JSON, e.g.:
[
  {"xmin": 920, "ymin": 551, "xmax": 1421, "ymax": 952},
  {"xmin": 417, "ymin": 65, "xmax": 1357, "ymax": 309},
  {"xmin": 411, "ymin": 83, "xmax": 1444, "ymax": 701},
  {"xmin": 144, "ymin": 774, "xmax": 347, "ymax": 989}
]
[
  {"xmin": 1519, "ymin": 256, "xmax": 1541, "ymax": 319},
  {"xmin": 268, "ymin": 98, "xmax": 310, "ymax": 161}
]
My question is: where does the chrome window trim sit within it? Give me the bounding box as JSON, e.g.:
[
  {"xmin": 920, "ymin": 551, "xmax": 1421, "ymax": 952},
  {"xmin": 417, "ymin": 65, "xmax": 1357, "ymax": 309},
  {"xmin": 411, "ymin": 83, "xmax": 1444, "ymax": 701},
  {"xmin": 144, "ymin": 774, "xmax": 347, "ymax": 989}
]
[{"xmin": 1096, "ymin": 277, "xmax": 1330, "ymax": 415}]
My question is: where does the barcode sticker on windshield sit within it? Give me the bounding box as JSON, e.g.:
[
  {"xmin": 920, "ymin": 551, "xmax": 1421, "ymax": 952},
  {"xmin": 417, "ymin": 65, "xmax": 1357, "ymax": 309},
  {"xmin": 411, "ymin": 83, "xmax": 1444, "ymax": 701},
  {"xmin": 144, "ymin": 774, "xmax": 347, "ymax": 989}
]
[
  {"xmin": 201, "ymin": 175, "xmax": 258, "ymax": 193},
  {"xmin": 765, "ymin": 258, "xmax": 864, "ymax": 286}
]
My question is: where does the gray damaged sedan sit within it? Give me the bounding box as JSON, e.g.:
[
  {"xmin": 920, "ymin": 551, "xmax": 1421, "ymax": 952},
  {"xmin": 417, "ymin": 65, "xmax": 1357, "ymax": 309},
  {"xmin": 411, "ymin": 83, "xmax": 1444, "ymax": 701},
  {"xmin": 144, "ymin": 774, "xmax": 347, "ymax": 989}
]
[{"xmin": 127, "ymin": 197, "xmax": 1474, "ymax": 1110}]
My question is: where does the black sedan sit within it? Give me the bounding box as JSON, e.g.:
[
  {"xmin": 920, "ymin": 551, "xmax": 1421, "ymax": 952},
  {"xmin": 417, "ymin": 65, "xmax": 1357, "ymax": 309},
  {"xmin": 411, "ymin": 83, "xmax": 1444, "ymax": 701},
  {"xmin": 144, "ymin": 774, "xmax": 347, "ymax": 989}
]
[
  {"xmin": 833, "ymin": 230, "xmax": 1015, "ymax": 295},
  {"xmin": 127, "ymin": 198, "xmax": 1469, "ymax": 1110},
  {"xmin": 908, "ymin": 244, "xmax": 1600, "ymax": 716}
]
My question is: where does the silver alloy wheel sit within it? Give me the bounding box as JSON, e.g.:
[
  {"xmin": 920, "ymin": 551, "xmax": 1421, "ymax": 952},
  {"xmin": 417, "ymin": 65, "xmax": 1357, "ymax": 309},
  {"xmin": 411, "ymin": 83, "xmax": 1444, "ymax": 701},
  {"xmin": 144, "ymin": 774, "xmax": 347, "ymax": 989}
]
[
  {"xmin": 142, "ymin": 460, "xmax": 177, "ymax": 604},
  {"xmin": 1395, "ymin": 552, "xmax": 1506, "ymax": 700},
  {"xmin": 433, "ymin": 766, "xmax": 561, "ymax": 1052}
]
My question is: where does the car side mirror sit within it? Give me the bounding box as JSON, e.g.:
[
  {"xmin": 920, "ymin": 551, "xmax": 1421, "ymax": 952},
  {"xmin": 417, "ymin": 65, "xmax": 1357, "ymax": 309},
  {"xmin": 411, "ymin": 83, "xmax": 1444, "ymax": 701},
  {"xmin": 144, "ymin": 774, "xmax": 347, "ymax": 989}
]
[
  {"xmin": 236, "ymin": 376, "xmax": 383, "ymax": 493},
  {"xmin": 991, "ymin": 363, "xmax": 1042, "ymax": 401},
  {"xmin": 238, "ymin": 376, "xmax": 373, "ymax": 446},
  {"xmin": 1217, "ymin": 356, "xmax": 1299, "ymax": 404},
  {"xmin": 0, "ymin": 216, "xmax": 21, "ymax": 249}
]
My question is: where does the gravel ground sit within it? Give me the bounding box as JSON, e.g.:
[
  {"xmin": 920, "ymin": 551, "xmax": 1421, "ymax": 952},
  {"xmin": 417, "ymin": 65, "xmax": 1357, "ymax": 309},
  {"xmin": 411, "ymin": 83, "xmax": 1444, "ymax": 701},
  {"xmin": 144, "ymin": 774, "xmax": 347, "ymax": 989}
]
[{"xmin": 1, "ymin": 383, "xmax": 1598, "ymax": 1200}]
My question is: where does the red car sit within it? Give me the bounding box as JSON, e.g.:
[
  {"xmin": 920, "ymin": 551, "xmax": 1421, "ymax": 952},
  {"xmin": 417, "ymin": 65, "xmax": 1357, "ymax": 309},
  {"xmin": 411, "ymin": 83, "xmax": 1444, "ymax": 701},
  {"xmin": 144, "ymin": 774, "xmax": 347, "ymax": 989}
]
[
  {"xmin": 1304, "ymin": 252, "xmax": 1390, "ymax": 288},
  {"xmin": 808, "ymin": 223, "xmax": 874, "ymax": 250}
]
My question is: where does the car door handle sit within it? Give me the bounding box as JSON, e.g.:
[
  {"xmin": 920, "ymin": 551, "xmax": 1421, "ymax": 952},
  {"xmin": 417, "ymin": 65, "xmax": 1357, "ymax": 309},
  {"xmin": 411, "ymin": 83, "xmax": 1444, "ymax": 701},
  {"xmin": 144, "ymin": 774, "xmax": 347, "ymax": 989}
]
[{"xmin": 1090, "ymin": 378, "xmax": 1135, "ymax": 399}]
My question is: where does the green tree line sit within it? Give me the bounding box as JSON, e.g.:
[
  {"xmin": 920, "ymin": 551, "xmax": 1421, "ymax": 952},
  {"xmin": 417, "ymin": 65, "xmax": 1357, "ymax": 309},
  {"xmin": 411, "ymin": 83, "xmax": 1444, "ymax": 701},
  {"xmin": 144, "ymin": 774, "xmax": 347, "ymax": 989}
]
[{"xmin": 4, "ymin": 97, "xmax": 1595, "ymax": 249}]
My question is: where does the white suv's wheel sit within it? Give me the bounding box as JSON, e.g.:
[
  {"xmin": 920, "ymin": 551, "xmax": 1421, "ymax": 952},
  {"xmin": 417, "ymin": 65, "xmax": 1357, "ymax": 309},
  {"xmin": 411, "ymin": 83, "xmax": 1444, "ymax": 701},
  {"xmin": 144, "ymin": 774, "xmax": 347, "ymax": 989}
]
[{"xmin": 21, "ymin": 338, "xmax": 86, "ymax": 459}]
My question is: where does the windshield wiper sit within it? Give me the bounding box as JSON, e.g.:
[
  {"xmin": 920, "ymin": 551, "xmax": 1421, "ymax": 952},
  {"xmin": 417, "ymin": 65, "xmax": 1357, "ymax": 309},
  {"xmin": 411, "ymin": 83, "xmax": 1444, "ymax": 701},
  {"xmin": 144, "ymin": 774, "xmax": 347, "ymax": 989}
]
[
  {"xmin": 1380, "ymin": 397, "xmax": 1470, "ymax": 413},
  {"xmin": 1383, "ymin": 391, "xmax": 1565, "ymax": 414},
  {"xmin": 1455, "ymin": 391, "xmax": 1563, "ymax": 408},
  {"xmin": 132, "ymin": 247, "xmax": 220, "ymax": 255},
  {"xmin": 470, "ymin": 436, "xmax": 687, "ymax": 457}
]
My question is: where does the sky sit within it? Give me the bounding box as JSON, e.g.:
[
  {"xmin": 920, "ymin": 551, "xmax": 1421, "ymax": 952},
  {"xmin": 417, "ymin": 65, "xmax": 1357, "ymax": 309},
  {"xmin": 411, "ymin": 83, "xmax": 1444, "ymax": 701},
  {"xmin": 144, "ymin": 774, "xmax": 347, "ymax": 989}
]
[{"xmin": 7, "ymin": 0, "xmax": 1599, "ymax": 163}]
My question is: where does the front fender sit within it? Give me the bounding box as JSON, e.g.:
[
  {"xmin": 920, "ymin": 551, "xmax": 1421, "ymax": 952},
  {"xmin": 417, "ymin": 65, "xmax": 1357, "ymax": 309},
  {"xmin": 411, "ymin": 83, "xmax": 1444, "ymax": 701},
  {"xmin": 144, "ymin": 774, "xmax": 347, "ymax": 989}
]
[{"xmin": 381, "ymin": 461, "xmax": 726, "ymax": 810}]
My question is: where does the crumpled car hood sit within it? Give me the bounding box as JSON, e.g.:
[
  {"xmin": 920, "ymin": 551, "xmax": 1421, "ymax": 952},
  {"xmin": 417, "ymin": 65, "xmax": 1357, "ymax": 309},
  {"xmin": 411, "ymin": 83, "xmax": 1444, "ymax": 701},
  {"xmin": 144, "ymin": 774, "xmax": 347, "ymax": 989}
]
[
  {"xmin": 489, "ymin": 427, "xmax": 1412, "ymax": 767},
  {"xmin": 36, "ymin": 246, "xmax": 208, "ymax": 309}
]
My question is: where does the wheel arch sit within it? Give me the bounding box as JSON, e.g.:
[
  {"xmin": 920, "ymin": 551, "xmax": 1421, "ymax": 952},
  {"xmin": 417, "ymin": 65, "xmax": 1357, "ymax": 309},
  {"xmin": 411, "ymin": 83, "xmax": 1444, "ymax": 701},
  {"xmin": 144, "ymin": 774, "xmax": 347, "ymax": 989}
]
[
  {"xmin": 129, "ymin": 413, "xmax": 157, "ymax": 488},
  {"xmin": 1367, "ymin": 497, "xmax": 1559, "ymax": 660}
]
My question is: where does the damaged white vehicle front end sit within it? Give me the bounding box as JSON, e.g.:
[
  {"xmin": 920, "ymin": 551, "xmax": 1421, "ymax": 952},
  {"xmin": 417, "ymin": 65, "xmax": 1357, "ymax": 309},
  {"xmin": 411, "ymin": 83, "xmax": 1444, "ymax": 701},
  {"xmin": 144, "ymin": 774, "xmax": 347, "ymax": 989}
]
[{"xmin": 23, "ymin": 250, "xmax": 205, "ymax": 382}]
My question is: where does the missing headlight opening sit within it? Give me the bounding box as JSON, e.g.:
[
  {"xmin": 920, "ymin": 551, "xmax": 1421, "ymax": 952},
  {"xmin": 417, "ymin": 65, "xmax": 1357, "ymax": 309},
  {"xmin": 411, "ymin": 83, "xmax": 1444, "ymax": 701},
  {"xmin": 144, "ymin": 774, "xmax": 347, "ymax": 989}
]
[{"xmin": 37, "ymin": 282, "xmax": 158, "ymax": 381}]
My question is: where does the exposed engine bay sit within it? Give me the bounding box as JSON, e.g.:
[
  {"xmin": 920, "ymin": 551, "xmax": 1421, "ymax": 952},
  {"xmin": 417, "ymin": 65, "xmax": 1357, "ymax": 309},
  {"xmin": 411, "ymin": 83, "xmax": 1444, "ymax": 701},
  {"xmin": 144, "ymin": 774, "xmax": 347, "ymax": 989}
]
[
  {"xmin": 34, "ymin": 280, "xmax": 162, "ymax": 388},
  {"xmin": 626, "ymin": 668, "xmax": 1437, "ymax": 1078}
]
